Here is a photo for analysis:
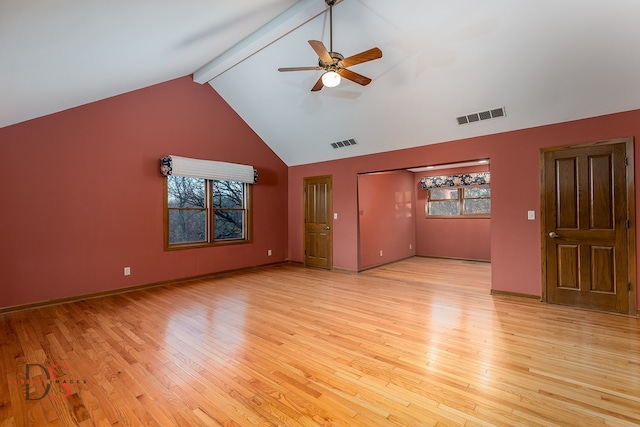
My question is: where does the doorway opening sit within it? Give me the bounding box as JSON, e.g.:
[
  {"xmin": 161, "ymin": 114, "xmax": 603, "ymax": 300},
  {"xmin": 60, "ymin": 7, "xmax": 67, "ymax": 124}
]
[{"xmin": 357, "ymin": 159, "xmax": 491, "ymax": 271}]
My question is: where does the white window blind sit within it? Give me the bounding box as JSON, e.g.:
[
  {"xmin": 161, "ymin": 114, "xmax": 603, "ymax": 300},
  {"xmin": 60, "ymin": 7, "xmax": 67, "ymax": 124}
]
[{"xmin": 160, "ymin": 155, "xmax": 257, "ymax": 183}]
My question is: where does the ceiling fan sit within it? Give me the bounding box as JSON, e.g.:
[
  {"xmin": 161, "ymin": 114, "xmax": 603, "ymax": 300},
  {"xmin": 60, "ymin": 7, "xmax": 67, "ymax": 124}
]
[{"xmin": 278, "ymin": 0, "xmax": 382, "ymax": 91}]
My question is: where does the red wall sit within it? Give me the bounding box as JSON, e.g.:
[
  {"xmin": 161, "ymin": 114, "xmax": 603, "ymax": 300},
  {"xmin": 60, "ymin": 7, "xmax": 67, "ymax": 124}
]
[
  {"xmin": 415, "ymin": 165, "xmax": 491, "ymax": 261},
  {"xmin": 289, "ymin": 109, "xmax": 640, "ymax": 305},
  {"xmin": 0, "ymin": 76, "xmax": 288, "ymax": 309},
  {"xmin": 3, "ymin": 76, "xmax": 639, "ymax": 309},
  {"xmin": 358, "ymin": 171, "xmax": 416, "ymax": 269}
]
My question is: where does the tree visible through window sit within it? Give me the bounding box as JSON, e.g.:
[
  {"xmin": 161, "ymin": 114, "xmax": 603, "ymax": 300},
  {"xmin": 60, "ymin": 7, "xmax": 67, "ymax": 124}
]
[
  {"xmin": 166, "ymin": 176, "xmax": 250, "ymax": 247},
  {"xmin": 427, "ymin": 185, "xmax": 490, "ymax": 217},
  {"xmin": 462, "ymin": 186, "xmax": 491, "ymax": 215},
  {"xmin": 213, "ymin": 180, "xmax": 246, "ymax": 240}
]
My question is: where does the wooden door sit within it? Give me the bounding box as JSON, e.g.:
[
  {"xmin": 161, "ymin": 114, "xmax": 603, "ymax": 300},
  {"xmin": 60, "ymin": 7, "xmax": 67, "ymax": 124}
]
[
  {"xmin": 304, "ymin": 175, "xmax": 333, "ymax": 269},
  {"xmin": 541, "ymin": 138, "xmax": 635, "ymax": 314}
]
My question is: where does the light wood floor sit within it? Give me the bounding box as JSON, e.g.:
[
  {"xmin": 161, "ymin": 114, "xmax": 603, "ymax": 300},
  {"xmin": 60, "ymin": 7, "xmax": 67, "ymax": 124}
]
[{"xmin": 2, "ymin": 257, "xmax": 640, "ymax": 426}]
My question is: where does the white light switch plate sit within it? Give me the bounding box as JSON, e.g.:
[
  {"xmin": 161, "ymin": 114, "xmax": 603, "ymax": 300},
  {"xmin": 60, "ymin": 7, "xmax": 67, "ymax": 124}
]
[{"xmin": 527, "ymin": 211, "xmax": 535, "ymax": 220}]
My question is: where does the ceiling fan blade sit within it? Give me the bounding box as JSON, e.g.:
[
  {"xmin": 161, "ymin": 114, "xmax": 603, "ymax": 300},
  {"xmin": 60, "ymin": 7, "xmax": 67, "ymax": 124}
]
[
  {"xmin": 311, "ymin": 75, "xmax": 324, "ymax": 92},
  {"xmin": 341, "ymin": 47, "xmax": 383, "ymax": 68},
  {"xmin": 338, "ymin": 68, "xmax": 372, "ymax": 86},
  {"xmin": 278, "ymin": 66, "xmax": 323, "ymax": 72},
  {"xmin": 308, "ymin": 40, "xmax": 333, "ymax": 64}
]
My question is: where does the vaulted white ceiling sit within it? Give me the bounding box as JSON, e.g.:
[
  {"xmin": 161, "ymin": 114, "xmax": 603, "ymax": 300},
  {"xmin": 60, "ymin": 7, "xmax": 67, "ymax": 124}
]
[{"xmin": 4, "ymin": 0, "xmax": 640, "ymax": 166}]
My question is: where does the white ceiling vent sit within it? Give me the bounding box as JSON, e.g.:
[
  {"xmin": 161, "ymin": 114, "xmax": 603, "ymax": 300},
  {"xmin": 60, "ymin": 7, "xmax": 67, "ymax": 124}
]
[
  {"xmin": 331, "ymin": 138, "xmax": 357, "ymax": 149},
  {"xmin": 457, "ymin": 107, "xmax": 505, "ymax": 125}
]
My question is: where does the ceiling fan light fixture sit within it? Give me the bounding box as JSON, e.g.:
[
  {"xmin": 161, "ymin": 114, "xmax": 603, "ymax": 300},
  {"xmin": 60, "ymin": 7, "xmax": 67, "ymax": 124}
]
[{"xmin": 321, "ymin": 71, "xmax": 341, "ymax": 87}]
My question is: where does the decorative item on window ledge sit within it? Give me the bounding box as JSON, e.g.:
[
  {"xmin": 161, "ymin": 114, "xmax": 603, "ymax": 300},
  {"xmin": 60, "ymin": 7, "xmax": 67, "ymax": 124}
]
[
  {"xmin": 159, "ymin": 155, "xmax": 258, "ymax": 184},
  {"xmin": 420, "ymin": 172, "xmax": 490, "ymax": 189}
]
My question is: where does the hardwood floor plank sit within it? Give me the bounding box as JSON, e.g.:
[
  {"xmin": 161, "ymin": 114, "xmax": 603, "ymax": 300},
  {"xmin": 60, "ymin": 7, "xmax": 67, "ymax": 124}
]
[{"xmin": 2, "ymin": 257, "xmax": 640, "ymax": 425}]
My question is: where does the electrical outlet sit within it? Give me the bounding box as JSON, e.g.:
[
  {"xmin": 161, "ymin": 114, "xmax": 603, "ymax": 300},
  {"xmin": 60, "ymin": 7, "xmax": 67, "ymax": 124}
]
[
  {"xmin": 409, "ymin": 244, "xmax": 412, "ymax": 250},
  {"xmin": 380, "ymin": 250, "xmax": 383, "ymax": 257},
  {"xmin": 268, "ymin": 249, "xmax": 272, "ymax": 256},
  {"xmin": 124, "ymin": 266, "xmax": 131, "ymax": 276}
]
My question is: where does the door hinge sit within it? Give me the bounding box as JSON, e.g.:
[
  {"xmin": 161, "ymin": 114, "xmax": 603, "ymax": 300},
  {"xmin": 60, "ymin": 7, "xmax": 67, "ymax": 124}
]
[
  {"xmin": 628, "ymin": 283, "xmax": 632, "ymax": 292},
  {"xmin": 625, "ymin": 157, "xmax": 629, "ymax": 166}
]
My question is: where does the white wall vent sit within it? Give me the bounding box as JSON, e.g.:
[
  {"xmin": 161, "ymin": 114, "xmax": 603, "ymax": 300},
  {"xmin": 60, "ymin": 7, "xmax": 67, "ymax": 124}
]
[
  {"xmin": 457, "ymin": 107, "xmax": 505, "ymax": 125},
  {"xmin": 331, "ymin": 138, "xmax": 357, "ymax": 149}
]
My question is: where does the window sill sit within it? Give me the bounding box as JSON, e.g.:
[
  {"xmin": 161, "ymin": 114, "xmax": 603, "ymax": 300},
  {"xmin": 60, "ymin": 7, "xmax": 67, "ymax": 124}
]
[
  {"xmin": 425, "ymin": 215, "xmax": 491, "ymax": 219},
  {"xmin": 165, "ymin": 239, "xmax": 252, "ymax": 251}
]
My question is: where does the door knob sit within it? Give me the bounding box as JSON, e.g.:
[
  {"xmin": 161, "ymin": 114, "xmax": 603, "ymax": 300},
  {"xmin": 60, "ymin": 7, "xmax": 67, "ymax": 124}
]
[
  {"xmin": 324, "ymin": 226, "xmax": 330, "ymax": 230},
  {"xmin": 548, "ymin": 231, "xmax": 559, "ymax": 238}
]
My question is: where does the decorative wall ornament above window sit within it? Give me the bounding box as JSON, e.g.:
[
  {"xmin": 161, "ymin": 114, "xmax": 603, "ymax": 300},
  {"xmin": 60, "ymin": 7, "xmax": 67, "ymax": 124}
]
[
  {"xmin": 159, "ymin": 155, "xmax": 257, "ymax": 184},
  {"xmin": 420, "ymin": 172, "xmax": 490, "ymax": 189}
]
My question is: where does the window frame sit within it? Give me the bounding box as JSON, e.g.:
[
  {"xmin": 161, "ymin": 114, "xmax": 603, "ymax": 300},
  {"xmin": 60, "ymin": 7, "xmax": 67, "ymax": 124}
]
[
  {"xmin": 426, "ymin": 185, "xmax": 490, "ymax": 218},
  {"xmin": 164, "ymin": 176, "xmax": 252, "ymax": 250}
]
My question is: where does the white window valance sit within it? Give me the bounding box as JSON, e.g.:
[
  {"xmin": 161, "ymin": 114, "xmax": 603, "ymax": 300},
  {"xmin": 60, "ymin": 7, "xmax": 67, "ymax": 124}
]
[{"xmin": 159, "ymin": 155, "xmax": 257, "ymax": 184}]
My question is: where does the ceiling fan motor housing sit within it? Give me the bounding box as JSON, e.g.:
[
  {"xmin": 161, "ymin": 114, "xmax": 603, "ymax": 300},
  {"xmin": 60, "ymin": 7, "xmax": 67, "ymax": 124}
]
[{"xmin": 319, "ymin": 52, "xmax": 344, "ymax": 70}]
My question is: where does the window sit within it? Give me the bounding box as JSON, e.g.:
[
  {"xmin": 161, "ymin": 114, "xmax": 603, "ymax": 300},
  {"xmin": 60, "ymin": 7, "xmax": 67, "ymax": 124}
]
[
  {"xmin": 213, "ymin": 180, "xmax": 247, "ymax": 241},
  {"xmin": 427, "ymin": 185, "xmax": 490, "ymax": 217},
  {"xmin": 166, "ymin": 176, "xmax": 251, "ymax": 248}
]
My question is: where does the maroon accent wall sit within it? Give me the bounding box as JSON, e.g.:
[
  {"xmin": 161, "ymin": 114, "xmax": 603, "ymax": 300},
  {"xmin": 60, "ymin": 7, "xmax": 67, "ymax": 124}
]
[
  {"xmin": 289, "ymin": 109, "xmax": 640, "ymax": 304},
  {"xmin": 0, "ymin": 76, "xmax": 288, "ymax": 309},
  {"xmin": 3, "ymin": 76, "xmax": 639, "ymax": 308},
  {"xmin": 358, "ymin": 171, "xmax": 416, "ymax": 270},
  {"xmin": 415, "ymin": 165, "xmax": 491, "ymax": 261}
]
